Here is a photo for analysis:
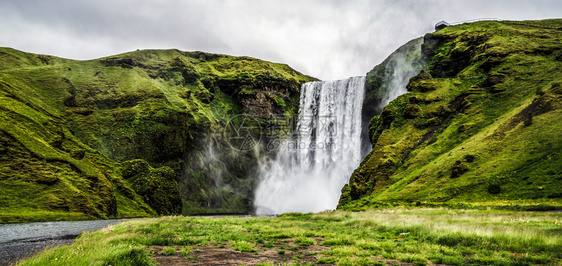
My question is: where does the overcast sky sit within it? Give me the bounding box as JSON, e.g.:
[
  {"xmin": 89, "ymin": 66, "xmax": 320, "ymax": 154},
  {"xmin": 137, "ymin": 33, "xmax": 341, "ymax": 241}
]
[{"xmin": 0, "ymin": 0, "xmax": 560, "ymax": 80}]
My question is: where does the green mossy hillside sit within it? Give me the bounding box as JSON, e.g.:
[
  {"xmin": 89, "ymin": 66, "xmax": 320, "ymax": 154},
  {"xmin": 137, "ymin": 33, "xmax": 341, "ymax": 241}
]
[
  {"xmin": 0, "ymin": 48, "xmax": 316, "ymax": 222},
  {"xmin": 340, "ymin": 19, "xmax": 562, "ymax": 209}
]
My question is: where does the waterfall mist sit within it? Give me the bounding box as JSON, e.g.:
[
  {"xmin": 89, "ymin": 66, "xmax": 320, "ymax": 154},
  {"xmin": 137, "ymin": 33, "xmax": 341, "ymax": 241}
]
[
  {"xmin": 378, "ymin": 47, "xmax": 424, "ymax": 109},
  {"xmin": 360, "ymin": 38, "xmax": 424, "ymax": 156},
  {"xmin": 254, "ymin": 76, "xmax": 365, "ymax": 214}
]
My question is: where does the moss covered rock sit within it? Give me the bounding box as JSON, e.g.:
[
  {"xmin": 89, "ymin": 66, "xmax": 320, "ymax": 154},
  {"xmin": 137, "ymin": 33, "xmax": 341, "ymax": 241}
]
[{"xmin": 121, "ymin": 160, "xmax": 181, "ymax": 215}]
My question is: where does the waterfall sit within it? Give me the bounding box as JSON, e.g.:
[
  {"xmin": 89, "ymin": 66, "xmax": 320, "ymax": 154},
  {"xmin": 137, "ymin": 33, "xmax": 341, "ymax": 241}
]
[
  {"xmin": 253, "ymin": 39, "xmax": 424, "ymax": 215},
  {"xmin": 254, "ymin": 76, "xmax": 366, "ymax": 214}
]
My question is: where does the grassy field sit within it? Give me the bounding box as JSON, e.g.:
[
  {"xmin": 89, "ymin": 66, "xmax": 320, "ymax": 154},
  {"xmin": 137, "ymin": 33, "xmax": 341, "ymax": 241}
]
[{"xmin": 18, "ymin": 208, "xmax": 562, "ymax": 265}]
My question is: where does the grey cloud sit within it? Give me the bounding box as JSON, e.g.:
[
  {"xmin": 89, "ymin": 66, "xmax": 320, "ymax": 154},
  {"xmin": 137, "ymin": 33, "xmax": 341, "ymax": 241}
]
[
  {"xmin": 0, "ymin": 0, "xmax": 560, "ymax": 80},
  {"xmin": 0, "ymin": 0, "xmax": 231, "ymax": 57}
]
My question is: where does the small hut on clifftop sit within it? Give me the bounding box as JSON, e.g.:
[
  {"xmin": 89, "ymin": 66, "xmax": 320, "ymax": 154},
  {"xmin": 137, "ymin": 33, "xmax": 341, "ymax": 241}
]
[{"xmin": 435, "ymin": 21, "xmax": 450, "ymax": 31}]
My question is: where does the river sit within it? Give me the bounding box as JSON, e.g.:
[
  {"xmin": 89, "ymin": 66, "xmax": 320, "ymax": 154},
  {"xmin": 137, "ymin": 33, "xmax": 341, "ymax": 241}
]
[{"xmin": 0, "ymin": 219, "xmax": 126, "ymax": 265}]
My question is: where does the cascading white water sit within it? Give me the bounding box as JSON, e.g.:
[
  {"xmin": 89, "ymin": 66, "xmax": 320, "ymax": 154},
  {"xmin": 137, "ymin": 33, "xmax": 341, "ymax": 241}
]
[{"xmin": 254, "ymin": 76, "xmax": 365, "ymax": 214}]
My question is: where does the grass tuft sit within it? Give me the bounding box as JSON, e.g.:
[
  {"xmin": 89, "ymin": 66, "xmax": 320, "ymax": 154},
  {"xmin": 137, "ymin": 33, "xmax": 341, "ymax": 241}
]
[
  {"xmin": 160, "ymin": 247, "xmax": 175, "ymax": 256},
  {"xmin": 231, "ymin": 241, "xmax": 257, "ymax": 253}
]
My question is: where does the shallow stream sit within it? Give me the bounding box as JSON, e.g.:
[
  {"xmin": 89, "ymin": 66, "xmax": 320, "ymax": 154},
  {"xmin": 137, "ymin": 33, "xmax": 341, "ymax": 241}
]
[{"xmin": 0, "ymin": 219, "xmax": 125, "ymax": 265}]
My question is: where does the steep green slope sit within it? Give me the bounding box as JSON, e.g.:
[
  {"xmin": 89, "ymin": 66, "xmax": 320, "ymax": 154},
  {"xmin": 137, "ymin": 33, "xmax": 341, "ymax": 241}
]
[
  {"xmin": 340, "ymin": 19, "xmax": 562, "ymax": 209},
  {"xmin": 0, "ymin": 48, "xmax": 315, "ymax": 222}
]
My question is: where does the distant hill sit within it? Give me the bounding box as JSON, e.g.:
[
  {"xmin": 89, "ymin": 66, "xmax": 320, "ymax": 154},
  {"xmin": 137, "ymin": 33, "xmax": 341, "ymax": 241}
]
[
  {"xmin": 340, "ymin": 19, "xmax": 562, "ymax": 209},
  {"xmin": 0, "ymin": 48, "xmax": 315, "ymax": 223}
]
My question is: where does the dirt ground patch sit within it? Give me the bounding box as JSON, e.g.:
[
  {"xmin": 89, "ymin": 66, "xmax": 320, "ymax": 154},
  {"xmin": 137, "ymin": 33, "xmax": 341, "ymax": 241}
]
[
  {"xmin": 146, "ymin": 235, "xmax": 452, "ymax": 266},
  {"xmin": 148, "ymin": 239, "xmax": 329, "ymax": 265}
]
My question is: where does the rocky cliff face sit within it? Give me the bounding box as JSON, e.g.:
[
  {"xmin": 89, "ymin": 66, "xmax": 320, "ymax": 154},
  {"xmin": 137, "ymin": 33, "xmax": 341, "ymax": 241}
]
[
  {"xmin": 340, "ymin": 19, "xmax": 562, "ymax": 209},
  {"xmin": 0, "ymin": 48, "xmax": 315, "ymax": 222}
]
